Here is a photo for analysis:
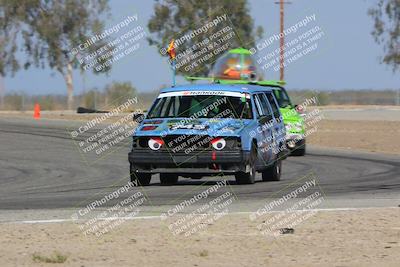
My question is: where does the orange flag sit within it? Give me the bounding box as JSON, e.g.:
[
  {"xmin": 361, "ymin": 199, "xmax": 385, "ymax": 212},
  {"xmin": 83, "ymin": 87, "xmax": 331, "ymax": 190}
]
[{"xmin": 167, "ymin": 39, "xmax": 176, "ymax": 60}]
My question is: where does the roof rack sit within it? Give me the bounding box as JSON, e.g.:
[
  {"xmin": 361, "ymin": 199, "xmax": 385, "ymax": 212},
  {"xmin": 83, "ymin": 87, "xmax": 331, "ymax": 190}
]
[{"xmin": 185, "ymin": 76, "xmax": 286, "ymax": 87}]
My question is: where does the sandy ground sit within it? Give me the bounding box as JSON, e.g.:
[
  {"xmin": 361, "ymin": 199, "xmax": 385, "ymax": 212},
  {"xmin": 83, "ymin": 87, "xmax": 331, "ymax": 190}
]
[
  {"xmin": 0, "ymin": 110, "xmax": 133, "ymax": 122},
  {"xmin": 0, "ymin": 208, "xmax": 399, "ymax": 267},
  {"xmin": 313, "ymin": 105, "xmax": 400, "ymax": 110},
  {"xmin": 308, "ymin": 120, "xmax": 400, "ymax": 154}
]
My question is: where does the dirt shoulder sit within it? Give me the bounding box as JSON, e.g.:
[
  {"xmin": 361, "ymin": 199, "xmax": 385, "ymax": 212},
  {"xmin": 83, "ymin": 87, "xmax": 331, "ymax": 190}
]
[
  {"xmin": 308, "ymin": 120, "xmax": 400, "ymax": 154},
  {"xmin": 0, "ymin": 208, "xmax": 399, "ymax": 267},
  {"xmin": 314, "ymin": 105, "xmax": 400, "ymax": 110},
  {"xmin": 0, "ymin": 110, "xmax": 131, "ymax": 122}
]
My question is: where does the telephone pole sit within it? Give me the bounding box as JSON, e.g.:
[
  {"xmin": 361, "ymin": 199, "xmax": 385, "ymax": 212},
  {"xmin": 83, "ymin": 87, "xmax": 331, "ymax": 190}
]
[
  {"xmin": 275, "ymin": 1, "xmax": 291, "ymax": 81},
  {"xmin": 0, "ymin": 75, "xmax": 4, "ymax": 109}
]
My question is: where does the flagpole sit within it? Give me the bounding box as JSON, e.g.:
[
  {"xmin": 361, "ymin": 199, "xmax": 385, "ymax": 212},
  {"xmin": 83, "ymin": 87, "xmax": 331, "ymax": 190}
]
[
  {"xmin": 167, "ymin": 39, "xmax": 176, "ymax": 87},
  {"xmin": 172, "ymin": 59, "xmax": 176, "ymax": 87}
]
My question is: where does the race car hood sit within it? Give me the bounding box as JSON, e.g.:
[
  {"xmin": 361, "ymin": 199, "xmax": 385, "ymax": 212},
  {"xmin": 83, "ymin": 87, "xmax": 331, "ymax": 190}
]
[
  {"xmin": 280, "ymin": 107, "xmax": 304, "ymax": 124},
  {"xmin": 134, "ymin": 118, "xmax": 252, "ymax": 137}
]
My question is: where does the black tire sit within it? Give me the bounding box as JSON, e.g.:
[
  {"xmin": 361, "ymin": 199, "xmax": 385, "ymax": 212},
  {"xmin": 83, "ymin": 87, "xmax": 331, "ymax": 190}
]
[
  {"xmin": 235, "ymin": 145, "xmax": 257, "ymax": 184},
  {"xmin": 130, "ymin": 164, "xmax": 151, "ymax": 186},
  {"xmin": 291, "ymin": 142, "xmax": 306, "ymax": 156},
  {"xmin": 160, "ymin": 173, "xmax": 179, "ymax": 185},
  {"xmin": 262, "ymin": 159, "xmax": 282, "ymax": 181}
]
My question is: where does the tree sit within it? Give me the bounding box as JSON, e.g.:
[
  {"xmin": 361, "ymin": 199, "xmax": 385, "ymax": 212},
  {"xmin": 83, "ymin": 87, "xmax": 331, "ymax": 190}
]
[
  {"xmin": 0, "ymin": 1, "xmax": 19, "ymax": 76},
  {"xmin": 105, "ymin": 81, "xmax": 136, "ymax": 107},
  {"xmin": 0, "ymin": 0, "xmax": 111, "ymax": 109},
  {"xmin": 147, "ymin": 0, "xmax": 263, "ymax": 76},
  {"xmin": 0, "ymin": 0, "xmax": 21, "ymax": 106},
  {"xmin": 83, "ymin": 89, "xmax": 98, "ymax": 109},
  {"xmin": 369, "ymin": 0, "xmax": 400, "ymax": 71},
  {"xmin": 35, "ymin": 95, "xmax": 56, "ymax": 110},
  {"xmin": 4, "ymin": 93, "xmax": 23, "ymax": 110}
]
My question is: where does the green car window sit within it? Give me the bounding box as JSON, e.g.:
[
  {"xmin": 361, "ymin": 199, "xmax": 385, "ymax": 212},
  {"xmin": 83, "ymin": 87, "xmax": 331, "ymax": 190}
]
[{"xmin": 273, "ymin": 88, "xmax": 292, "ymax": 108}]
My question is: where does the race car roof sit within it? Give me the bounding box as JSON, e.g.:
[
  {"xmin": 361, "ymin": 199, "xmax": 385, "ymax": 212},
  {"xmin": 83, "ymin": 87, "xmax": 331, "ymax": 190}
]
[{"xmin": 160, "ymin": 84, "xmax": 275, "ymax": 95}]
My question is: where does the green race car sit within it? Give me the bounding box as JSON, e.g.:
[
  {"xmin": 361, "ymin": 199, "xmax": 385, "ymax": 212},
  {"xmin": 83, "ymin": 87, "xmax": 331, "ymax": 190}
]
[
  {"xmin": 272, "ymin": 87, "xmax": 306, "ymax": 156},
  {"xmin": 187, "ymin": 47, "xmax": 307, "ymax": 156}
]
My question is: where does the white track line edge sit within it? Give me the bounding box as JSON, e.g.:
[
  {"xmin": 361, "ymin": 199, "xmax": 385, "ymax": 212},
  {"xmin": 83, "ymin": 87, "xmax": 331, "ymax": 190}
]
[{"xmin": 1, "ymin": 206, "xmax": 398, "ymax": 224}]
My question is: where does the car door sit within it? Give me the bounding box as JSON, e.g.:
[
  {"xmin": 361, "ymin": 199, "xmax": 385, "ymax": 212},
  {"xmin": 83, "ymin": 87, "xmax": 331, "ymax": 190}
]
[
  {"xmin": 263, "ymin": 92, "xmax": 285, "ymax": 158},
  {"xmin": 253, "ymin": 93, "xmax": 275, "ymax": 164}
]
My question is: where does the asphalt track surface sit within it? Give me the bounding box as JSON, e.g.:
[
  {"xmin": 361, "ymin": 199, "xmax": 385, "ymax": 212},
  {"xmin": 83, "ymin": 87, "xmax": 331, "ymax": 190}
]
[{"xmin": 0, "ymin": 117, "xmax": 399, "ymax": 214}]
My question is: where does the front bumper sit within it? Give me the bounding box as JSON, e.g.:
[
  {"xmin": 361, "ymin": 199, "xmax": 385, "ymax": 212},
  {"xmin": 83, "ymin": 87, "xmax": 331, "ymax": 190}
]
[
  {"xmin": 128, "ymin": 149, "xmax": 249, "ymax": 174},
  {"xmin": 286, "ymin": 133, "xmax": 305, "ymax": 149}
]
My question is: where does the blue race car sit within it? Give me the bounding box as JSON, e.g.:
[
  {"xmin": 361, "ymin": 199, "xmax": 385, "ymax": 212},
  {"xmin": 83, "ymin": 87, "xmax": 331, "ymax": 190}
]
[{"xmin": 128, "ymin": 83, "xmax": 286, "ymax": 185}]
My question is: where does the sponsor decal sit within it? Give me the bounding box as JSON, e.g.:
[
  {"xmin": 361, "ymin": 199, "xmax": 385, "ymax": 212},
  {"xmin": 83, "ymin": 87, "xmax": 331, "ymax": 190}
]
[{"xmin": 157, "ymin": 91, "xmax": 250, "ymax": 98}]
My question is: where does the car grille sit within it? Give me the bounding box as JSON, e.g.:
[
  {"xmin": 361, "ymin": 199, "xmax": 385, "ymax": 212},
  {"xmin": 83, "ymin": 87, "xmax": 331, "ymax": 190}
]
[{"xmin": 135, "ymin": 135, "xmax": 240, "ymax": 153}]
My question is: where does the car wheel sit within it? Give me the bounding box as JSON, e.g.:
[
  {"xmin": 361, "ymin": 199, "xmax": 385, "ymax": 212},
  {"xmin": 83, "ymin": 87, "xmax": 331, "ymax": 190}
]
[
  {"xmin": 160, "ymin": 173, "xmax": 179, "ymax": 185},
  {"xmin": 130, "ymin": 164, "xmax": 151, "ymax": 186},
  {"xmin": 235, "ymin": 145, "xmax": 256, "ymax": 184},
  {"xmin": 262, "ymin": 158, "xmax": 282, "ymax": 181}
]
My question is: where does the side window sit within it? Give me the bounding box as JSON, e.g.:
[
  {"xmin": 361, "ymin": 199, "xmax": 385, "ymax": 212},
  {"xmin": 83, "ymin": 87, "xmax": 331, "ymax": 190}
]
[
  {"xmin": 148, "ymin": 98, "xmax": 165, "ymax": 118},
  {"xmin": 253, "ymin": 94, "xmax": 264, "ymax": 117},
  {"xmin": 166, "ymin": 96, "xmax": 176, "ymax": 117},
  {"xmin": 257, "ymin": 93, "xmax": 273, "ymax": 117},
  {"xmin": 265, "ymin": 93, "xmax": 281, "ymax": 120},
  {"xmin": 272, "ymin": 90, "xmax": 281, "ymax": 105},
  {"xmin": 160, "ymin": 97, "xmax": 173, "ymax": 117},
  {"xmin": 273, "ymin": 88, "xmax": 291, "ymax": 108}
]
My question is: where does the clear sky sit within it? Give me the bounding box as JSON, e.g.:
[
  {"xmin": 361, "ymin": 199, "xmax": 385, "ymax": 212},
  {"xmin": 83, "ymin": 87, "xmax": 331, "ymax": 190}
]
[{"xmin": 3, "ymin": 0, "xmax": 399, "ymax": 95}]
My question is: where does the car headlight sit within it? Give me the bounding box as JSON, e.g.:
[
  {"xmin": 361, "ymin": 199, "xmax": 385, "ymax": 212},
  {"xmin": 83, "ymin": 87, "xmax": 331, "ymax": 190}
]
[
  {"xmin": 211, "ymin": 138, "xmax": 226, "ymax": 150},
  {"xmin": 285, "ymin": 122, "xmax": 303, "ymax": 132},
  {"xmin": 148, "ymin": 137, "xmax": 164, "ymax": 150}
]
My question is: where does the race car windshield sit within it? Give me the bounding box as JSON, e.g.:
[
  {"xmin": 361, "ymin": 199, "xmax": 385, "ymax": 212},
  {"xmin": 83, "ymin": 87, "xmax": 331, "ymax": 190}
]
[{"xmin": 147, "ymin": 95, "xmax": 253, "ymax": 119}]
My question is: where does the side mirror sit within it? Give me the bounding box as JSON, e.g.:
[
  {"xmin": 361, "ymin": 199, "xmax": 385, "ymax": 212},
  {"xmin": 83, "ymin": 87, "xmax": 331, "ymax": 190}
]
[{"xmin": 133, "ymin": 113, "xmax": 145, "ymax": 123}]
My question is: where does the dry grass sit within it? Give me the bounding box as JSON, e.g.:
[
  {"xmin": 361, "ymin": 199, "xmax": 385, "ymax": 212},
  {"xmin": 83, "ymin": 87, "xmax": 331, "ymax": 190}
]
[{"xmin": 32, "ymin": 252, "xmax": 67, "ymax": 264}]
